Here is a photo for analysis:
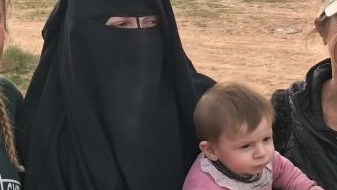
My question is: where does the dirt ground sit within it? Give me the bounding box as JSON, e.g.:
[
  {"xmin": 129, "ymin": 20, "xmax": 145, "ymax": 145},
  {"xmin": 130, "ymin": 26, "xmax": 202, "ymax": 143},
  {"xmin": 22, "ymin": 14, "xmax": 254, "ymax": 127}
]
[{"xmin": 7, "ymin": 0, "xmax": 329, "ymax": 97}]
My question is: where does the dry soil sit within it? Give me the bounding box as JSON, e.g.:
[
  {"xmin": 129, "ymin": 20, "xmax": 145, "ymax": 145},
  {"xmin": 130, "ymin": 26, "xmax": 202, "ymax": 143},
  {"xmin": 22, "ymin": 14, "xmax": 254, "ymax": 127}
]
[{"xmin": 8, "ymin": 0, "xmax": 329, "ymax": 97}]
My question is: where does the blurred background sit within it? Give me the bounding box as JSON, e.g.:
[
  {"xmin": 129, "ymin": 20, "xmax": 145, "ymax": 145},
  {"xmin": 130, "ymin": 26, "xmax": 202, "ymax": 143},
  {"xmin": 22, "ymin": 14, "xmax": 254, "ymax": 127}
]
[{"xmin": 3, "ymin": 0, "xmax": 328, "ymax": 96}]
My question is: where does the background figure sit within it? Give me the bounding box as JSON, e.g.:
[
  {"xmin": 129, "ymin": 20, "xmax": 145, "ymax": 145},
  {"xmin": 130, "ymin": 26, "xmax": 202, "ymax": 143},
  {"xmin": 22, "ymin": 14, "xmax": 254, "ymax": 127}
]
[
  {"xmin": 183, "ymin": 82, "xmax": 322, "ymax": 190},
  {"xmin": 17, "ymin": 0, "xmax": 215, "ymax": 189},
  {"xmin": 271, "ymin": 0, "xmax": 337, "ymax": 189},
  {"xmin": 0, "ymin": 0, "xmax": 25, "ymax": 188}
]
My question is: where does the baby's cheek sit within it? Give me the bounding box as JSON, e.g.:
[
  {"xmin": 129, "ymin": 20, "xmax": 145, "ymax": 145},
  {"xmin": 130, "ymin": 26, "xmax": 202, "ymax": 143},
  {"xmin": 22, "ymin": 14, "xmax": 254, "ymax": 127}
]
[{"xmin": 268, "ymin": 145, "xmax": 275, "ymax": 161}]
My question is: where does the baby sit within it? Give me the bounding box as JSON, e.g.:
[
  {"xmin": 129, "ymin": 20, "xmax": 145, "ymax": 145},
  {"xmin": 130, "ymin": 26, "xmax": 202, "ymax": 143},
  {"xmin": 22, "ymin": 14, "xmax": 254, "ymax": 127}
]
[{"xmin": 183, "ymin": 82, "xmax": 323, "ymax": 190}]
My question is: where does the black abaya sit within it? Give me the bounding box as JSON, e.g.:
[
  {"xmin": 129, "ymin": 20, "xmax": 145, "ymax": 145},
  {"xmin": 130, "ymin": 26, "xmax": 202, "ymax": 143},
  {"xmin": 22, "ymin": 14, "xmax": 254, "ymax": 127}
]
[{"xmin": 17, "ymin": 0, "xmax": 215, "ymax": 189}]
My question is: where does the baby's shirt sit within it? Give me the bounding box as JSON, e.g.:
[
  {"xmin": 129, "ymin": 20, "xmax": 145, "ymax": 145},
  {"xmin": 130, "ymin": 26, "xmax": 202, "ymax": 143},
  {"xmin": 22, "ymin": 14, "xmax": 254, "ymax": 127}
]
[
  {"xmin": 272, "ymin": 151, "xmax": 316, "ymax": 189},
  {"xmin": 183, "ymin": 151, "xmax": 316, "ymax": 190}
]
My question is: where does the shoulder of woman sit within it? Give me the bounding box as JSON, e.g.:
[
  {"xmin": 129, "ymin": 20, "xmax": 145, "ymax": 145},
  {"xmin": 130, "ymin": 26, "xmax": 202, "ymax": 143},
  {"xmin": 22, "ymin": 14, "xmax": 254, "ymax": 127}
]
[
  {"xmin": 0, "ymin": 76, "xmax": 23, "ymax": 96},
  {"xmin": 0, "ymin": 76, "xmax": 23, "ymax": 117},
  {"xmin": 271, "ymin": 80, "xmax": 305, "ymax": 107},
  {"xmin": 271, "ymin": 89, "xmax": 288, "ymax": 110}
]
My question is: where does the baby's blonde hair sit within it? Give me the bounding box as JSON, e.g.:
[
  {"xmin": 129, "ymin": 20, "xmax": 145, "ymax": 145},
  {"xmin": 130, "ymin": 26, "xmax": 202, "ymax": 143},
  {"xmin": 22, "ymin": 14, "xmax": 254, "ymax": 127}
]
[{"xmin": 194, "ymin": 82, "xmax": 274, "ymax": 143}]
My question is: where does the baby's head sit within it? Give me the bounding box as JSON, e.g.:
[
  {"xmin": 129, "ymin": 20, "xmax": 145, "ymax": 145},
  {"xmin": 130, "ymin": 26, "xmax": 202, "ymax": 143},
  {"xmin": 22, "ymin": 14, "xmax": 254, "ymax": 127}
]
[{"xmin": 194, "ymin": 82, "xmax": 275, "ymax": 176}]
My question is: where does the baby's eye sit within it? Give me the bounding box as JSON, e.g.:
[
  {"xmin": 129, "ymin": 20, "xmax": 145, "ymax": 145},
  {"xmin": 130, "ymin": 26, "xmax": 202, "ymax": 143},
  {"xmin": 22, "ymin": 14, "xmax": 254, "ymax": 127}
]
[
  {"xmin": 240, "ymin": 144, "xmax": 250, "ymax": 149},
  {"xmin": 263, "ymin": 137, "xmax": 271, "ymax": 141},
  {"xmin": 263, "ymin": 137, "xmax": 272, "ymax": 142}
]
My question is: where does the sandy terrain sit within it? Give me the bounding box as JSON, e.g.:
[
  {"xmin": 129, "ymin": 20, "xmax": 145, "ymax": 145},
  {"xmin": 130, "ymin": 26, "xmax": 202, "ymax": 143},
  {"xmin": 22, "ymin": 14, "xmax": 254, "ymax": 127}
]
[{"xmin": 7, "ymin": 0, "xmax": 329, "ymax": 97}]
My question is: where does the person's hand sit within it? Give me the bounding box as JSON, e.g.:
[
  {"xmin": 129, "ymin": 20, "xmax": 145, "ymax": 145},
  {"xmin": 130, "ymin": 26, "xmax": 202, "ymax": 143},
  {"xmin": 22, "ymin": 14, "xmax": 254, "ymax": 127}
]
[{"xmin": 309, "ymin": 185, "xmax": 324, "ymax": 190}]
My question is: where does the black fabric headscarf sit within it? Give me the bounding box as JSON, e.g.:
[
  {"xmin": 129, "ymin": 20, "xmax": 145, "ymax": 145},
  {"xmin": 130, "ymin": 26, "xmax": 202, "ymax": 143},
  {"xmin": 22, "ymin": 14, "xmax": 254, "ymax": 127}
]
[{"xmin": 17, "ymin": 0, "xmax": 215, "ymax": 189}]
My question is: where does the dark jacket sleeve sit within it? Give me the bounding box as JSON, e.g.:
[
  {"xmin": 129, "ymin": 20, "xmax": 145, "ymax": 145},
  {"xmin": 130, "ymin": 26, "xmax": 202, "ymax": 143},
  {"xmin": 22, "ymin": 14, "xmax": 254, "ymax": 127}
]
[
  {"xmin": 0, "ymin": 76, "xmax": 23, "ymax": 125},
  {"xmin": 271, "ymin": 89, "xmax": 291, "ymax": 154}
]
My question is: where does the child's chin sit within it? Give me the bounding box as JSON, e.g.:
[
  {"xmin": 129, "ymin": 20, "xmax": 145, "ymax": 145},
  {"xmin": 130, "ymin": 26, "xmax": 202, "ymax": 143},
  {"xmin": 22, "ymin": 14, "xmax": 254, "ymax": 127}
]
[{"xmin": 249, "ymin": 166, "xmax": 265, "ymax": 174}]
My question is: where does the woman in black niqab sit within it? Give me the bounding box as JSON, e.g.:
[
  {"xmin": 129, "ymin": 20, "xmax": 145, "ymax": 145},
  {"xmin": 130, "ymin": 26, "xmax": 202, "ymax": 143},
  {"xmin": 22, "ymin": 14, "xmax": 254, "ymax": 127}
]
[{"xmin": 17, "ymin": 0, "xmax": 215, "ymax": 189}]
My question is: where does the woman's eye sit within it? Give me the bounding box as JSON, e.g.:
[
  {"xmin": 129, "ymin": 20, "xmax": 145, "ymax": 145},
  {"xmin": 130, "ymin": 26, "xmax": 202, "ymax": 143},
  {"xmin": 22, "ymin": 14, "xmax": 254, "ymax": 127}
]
[
  {"xmin": 140, "ymin": 16, "xmax": 158, "ymax": 28},
  {"xmin": 105, "ymin": 17, "xmax": 136, "ymax": 28},
  {"xmin": 144, "ymin": 19, "xmax": 158, "ymax": 27},
  {"xmin": 114, "ymin": 22, "xmax": 130, "ymax": 28},
  {"xmin": 105, "ymin": 16, "xmax": 158, "ymax": 29}
]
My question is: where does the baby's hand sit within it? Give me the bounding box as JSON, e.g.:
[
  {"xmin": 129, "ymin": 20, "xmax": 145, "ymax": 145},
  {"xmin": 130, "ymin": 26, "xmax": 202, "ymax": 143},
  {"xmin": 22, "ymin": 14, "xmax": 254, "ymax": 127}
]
[{"xmin": 309, "ymin": 186, "xmax": 324, "ymax": 190}]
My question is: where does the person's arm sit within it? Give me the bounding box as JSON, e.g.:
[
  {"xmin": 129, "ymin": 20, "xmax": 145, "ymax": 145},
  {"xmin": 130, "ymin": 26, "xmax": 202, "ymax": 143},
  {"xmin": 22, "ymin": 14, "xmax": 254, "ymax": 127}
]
[
  {"xmin": 0, "ymin": 76, "xmax": 24, "ymax": 181},
  {"xmin": 272, "ymin": 151, "xmax": 323, "ymax": 190},
  {"xmin": 0, "ymin": 76, "xmax": 23, "ymax": 123}
]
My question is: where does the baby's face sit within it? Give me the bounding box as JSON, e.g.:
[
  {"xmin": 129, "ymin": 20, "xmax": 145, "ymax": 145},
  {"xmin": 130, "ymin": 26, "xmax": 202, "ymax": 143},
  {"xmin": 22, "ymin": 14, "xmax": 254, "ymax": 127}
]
[{"xmin": 212, "ymin": 117, "xmax": 274, "ymax": 176}]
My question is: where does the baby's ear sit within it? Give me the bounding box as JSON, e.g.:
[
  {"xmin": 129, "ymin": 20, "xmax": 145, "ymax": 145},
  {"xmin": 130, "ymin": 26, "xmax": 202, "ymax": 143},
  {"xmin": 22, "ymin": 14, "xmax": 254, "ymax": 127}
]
[{"xmin": 199, "ymin": 141, "xmax": 219, "ymax": 161}]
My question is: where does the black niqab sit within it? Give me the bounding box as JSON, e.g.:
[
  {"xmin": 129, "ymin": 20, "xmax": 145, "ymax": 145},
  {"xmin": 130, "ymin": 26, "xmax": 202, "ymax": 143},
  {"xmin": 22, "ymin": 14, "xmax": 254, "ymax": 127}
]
[{"xmin": 17, "ymin": 0, "xmax": 215, "ymax": 189}]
